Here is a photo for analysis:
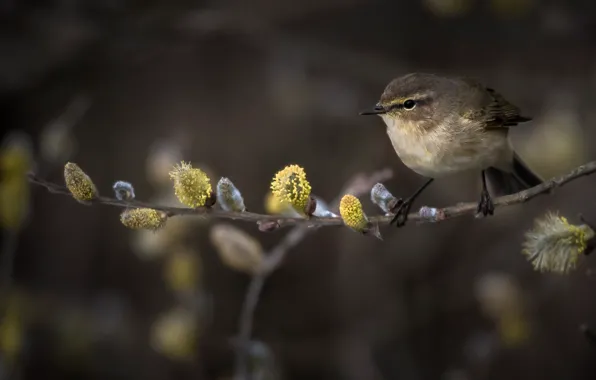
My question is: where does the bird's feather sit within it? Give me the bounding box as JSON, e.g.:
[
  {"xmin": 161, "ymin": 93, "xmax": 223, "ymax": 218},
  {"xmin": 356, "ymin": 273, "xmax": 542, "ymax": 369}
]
[
  {"xmin": 458, "ymin": 78, "xmax": 532, "ymax": 129},
  {"xmin": 485, "ymin": 152, "xmax": 543, "ymax": 196}
]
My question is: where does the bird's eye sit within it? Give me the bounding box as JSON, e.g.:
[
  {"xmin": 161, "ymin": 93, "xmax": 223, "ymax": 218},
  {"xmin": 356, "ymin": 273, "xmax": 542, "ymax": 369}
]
[{"xmin": 403, "ymin": 99, "xmax": 416, "ymax": 110}]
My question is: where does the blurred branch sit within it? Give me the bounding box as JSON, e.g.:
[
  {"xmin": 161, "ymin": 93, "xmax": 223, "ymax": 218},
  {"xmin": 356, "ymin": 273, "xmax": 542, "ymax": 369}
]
[
  {"xmin": 580, "ymin": 324, "xmax": 596, "ymax": 350},
  {"xmin": 234, "ymin": 168, "xmax": 393, "ymax": 380},
  {"xmin": 27, "ymin": 160, "xmax": 596, "ymax": 229}
]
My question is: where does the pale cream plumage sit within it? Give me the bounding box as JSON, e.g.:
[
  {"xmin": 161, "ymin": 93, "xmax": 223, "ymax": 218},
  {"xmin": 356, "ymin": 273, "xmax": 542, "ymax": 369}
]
[{"xmin": 381, "ymin": 114, "xmax": 513, "ymax": 178}]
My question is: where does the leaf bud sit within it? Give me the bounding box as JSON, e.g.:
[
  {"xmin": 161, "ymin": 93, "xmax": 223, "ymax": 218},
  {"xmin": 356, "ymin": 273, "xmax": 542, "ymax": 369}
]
[
  {"xmin": 370, "ymin": 183, "xmax": 399, "ymax": 214},
  {"xmin": 112, "ymin": 181, "xmax": 135, "ymax": 201},
  {"xmin": 216, "ymin": 177, "xmax": 246, "ymax": 212}
]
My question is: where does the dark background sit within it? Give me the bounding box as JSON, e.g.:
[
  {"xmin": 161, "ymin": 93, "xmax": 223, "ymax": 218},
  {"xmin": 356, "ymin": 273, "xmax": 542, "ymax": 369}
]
[{"xmin": 1, "ymin": 0, "xmax": 596, "ymax": 379}]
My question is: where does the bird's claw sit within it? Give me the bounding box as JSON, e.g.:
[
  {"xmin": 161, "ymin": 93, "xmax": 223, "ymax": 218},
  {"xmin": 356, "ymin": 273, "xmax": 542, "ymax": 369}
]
[
  {"xmin": 476, "ymin": 190, "xmax": 494, "ymax": 216},
  {"xmin": 390, "ymin": 198, "xmax": 411, "ymax": 227}
]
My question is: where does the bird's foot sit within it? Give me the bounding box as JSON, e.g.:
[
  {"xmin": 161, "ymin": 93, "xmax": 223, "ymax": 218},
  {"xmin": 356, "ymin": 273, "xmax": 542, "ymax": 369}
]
[
  {"xmin": 390, "ymin": 198, "xmax": 411, "ymax": 227},
  {"xmin": 476, "ymin": 189, "xmax": 494, "ymax": 217}
]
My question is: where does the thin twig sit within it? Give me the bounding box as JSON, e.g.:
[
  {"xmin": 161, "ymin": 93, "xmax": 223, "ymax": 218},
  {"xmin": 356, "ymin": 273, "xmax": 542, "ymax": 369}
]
[
  {"xmin": 27, "ymin": 160, "xmax": 596, "ymax": 229},
  {"xmin": 233, "ymin": 168, "xmax": 394, "ymax": 379}
]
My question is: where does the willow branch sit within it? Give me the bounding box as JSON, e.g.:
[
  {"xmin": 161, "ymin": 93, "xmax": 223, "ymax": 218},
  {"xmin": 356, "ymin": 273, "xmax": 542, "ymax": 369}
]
[
  {"xmin": 25, "ymin": 161, "xmax": 596, "ymax": 380},
  {"xmin": 27, "ymin": 160, "xmax": 596, "ymax": 229},
  {"xmin": 233, "ymin": 168, "xmax": 393, "ymax": 380}
]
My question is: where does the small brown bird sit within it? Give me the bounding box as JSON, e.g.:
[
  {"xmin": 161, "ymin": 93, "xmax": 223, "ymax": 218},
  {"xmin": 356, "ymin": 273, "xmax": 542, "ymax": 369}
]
[{"xmin": 360, "ymin": 73, "xmax": 542, "ymax": 227}]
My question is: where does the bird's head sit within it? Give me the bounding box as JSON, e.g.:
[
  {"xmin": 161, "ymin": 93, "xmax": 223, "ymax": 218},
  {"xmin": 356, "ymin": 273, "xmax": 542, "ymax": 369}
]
[{"xmin": 360, "ymin": 73, "xmax": 448, "ymax": 127}]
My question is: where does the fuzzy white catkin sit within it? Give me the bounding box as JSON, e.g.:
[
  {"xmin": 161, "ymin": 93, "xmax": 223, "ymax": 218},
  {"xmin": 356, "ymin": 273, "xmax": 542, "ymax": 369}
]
[
  {"xmin": 113, "ymin": 181, "xmax": 135, "ymax": 201},
  {"xmin": 370, "ymin": 183, "xmax": 397, "ymax": 214},
  {"xmin": 312, "ymin": 196, "xmax": 337, "ymax": 218},
  {"xmin": 419, "ymin": 206, "xmax": 444, "ymax": 222},
  {"xmin": 216, "ymin": 177, "xmax": 246, "ymax": 212},
  {"xmin": 522, "ymin": 212, "xmax": 594, "ymax": 274}
]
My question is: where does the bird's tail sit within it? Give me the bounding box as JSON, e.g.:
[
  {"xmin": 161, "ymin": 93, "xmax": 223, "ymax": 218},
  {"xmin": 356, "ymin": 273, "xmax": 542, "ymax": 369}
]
[{"xmin": 485, "ymin": 153, "xmax": 543, "ymax": 196}]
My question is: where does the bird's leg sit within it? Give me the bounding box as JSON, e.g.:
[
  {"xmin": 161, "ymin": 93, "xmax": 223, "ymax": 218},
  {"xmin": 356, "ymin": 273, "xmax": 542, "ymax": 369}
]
[
  {"xmin": 477, "ymin": 170, "xmax": 495, "ymax": 216},
  {"xmin": 390, "ymin": 178, "xmax": 434, "ymax": 227}
]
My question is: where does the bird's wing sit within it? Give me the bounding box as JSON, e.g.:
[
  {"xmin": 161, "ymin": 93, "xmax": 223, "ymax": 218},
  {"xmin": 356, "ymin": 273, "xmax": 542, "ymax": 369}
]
[{"xmin": 458, "ymin": 77, "xmax": 532, "ymax": 129}]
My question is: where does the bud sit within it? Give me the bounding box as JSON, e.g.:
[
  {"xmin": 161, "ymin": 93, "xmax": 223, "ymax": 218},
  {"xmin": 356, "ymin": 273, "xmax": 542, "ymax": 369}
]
[
  {"xmin": 270, "ymin": 164, "xmax": 312, "ymax": 215},
  {"xmin": 216, "ymin": 177, "xmax": 245, "ymax": 212},
  {"xmin": 339, "ymin": 194, "xmax": 369, "ymax": 231},
  {"xmin": 209, "ymin": 224, "xmax": 264, "ymax": 275},
  {"xmin": 304, "ymin": 196, "xmax": 317, "ymax": 217},
  {"xmin": 370, "ymin": 183, "xmax": 399, "ymax": 214},
  {"xmin": 150, "ymin": 307, "xmax": 197, "ymax": 361},
  {"xmin": 522, "ymin": 212, "xmax": 595, "ymax": 274},
  {"xmin": 169, "ymin": 161, "xmax": 212, "ymax": 208},
  {"xmin": 257, "ymin": 220, "xmax": 281, "ymax": 232},
  {"xmin": 120, "ymin": 208, "xmax": 167, "ymax": 231},
  {"xmin": 112, "ymin": 181, "xmax": 135, "ymax": 201},
  {"xmin": 64, "ymin": 162, "xmax": 98, "ymax": 203},
  {"xmin": 164, "ymin": 246, "xmax": 201, "ymax": 292},
  {"xmin": 312, "ymin": 196, "xmax": 338, "ymax": 218},
  {"xmin": 418, "ymin": 206, "xmax": 445, "ymax": 222}
]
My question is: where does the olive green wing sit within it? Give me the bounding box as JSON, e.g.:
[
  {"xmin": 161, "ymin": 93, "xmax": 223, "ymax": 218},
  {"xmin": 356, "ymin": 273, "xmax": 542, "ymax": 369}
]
[{"xmin": 458, "ymin": 77, "xmax": 532, "ymax": 128}]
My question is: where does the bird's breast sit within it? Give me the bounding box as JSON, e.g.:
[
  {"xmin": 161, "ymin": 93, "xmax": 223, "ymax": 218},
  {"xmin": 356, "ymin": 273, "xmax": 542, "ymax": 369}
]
[
  {"xmin": 383, "ymin": 118, "xmax": 510, "ymax": 178},
  {"xmin": 385, "ymin": 125, "xmax": 445, "ymax": 177}
]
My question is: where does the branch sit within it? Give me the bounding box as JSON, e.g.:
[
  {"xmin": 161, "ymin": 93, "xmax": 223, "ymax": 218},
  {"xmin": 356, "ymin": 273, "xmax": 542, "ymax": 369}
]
[
  {"xmin": 24, "ymin": 162, "xmax": 596, "ymax": 379},
  {"xmin": 233, "ymin": 168, "xmax": 393, "ymax": 380},
  {"xmin": 27, "ymin": 160, "xmax": 596, "ymax": 229}
]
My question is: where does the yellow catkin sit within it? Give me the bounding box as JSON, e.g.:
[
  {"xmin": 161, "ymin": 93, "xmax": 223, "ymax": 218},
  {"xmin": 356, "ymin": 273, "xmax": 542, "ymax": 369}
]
[
  {"xmin": 164, "ymin": 247, "xmax": 200, "ymax": 292},
  {"xmin": 169, "ymin": 161, "xmax": 212, "ymax": 208},
  {"xmin": 270, "ymin": 164, "xmax": 311, "ymax": 213},
  {"xmin": 339, "ymin": 194, "xmax": 368, "ymax": 231},
  {"xmin": 120, "ymin": 208, "xmax": 167, "ymax": 231},
  {"xmin": 150, "ymin": 307, "xmax": 196, "ymax": 361},
  {"xmin": 64, "ymin": 162, "xmax": 98, "ymax": 202}
]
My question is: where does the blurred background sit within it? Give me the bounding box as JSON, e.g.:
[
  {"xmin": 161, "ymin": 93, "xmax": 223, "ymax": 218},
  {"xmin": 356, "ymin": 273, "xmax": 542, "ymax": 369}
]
[{"xmin": 1, "ymin": 0, "xmax": 596, "ymax": 379}]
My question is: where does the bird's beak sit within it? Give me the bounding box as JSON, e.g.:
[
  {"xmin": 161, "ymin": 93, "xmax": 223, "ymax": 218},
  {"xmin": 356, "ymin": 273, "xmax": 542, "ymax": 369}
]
[{"xmin": 359, "ymin": 103, "xmax": 386, "ymax": 115}]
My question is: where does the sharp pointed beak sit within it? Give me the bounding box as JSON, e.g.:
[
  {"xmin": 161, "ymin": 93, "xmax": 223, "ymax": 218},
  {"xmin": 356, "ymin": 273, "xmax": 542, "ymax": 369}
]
[{"xmin": 359, "ymin": 103, "xmax": 386, "ymax": 115}]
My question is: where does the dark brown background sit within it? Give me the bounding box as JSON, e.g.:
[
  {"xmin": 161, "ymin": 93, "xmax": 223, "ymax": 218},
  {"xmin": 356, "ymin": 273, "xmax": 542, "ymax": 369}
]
[{"xmin": 2, "ymin": 0, "xmax": 596, "ymax": 379}]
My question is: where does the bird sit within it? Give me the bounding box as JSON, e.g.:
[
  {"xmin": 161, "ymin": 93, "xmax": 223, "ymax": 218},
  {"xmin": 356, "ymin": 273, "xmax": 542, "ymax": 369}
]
[{"xmin": 359, "ymin": 73, "xmax": 542, "ymax": 227}]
